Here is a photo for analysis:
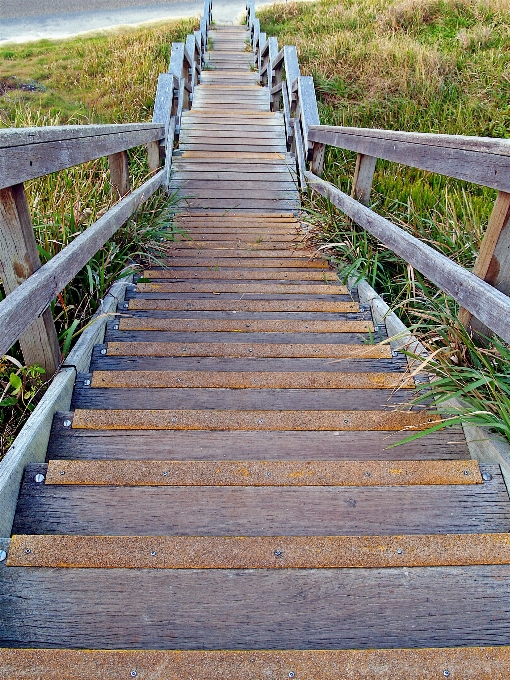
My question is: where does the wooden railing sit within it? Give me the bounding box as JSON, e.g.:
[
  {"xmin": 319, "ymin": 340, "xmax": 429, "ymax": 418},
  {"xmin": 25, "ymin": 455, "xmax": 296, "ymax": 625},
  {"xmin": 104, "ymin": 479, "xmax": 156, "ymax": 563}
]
[
  {"xmin": 0, "ymin": 0, "xmax": 212, "ymax": 377},
  {"xmin": 246, "ymin": 2, "xmax": 510, "ymax": 345}
]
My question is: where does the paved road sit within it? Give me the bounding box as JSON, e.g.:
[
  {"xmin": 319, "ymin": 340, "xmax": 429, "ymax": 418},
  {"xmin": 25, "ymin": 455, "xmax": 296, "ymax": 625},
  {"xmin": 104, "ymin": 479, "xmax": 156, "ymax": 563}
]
[{"xmin": 0, "ymin": 0, "xmax": 256, "ymax": 44}]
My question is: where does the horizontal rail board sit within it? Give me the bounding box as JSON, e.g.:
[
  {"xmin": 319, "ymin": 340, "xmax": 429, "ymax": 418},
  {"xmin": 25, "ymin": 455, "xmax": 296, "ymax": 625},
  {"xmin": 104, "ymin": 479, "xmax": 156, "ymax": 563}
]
[
  {"xmin": 305, "ymin": 172, "xmax": 510, "ymax": 343},
  {"xmin": 0, "ymin": 124, "xmax": 164, "ymax": 188},
  {"xmin": 0, "ymin": 171, "xmax": 164, "ymax": 357},
  {"xmin": 308, "ymin": 125, "xmax": 510, "ymax": 192}
]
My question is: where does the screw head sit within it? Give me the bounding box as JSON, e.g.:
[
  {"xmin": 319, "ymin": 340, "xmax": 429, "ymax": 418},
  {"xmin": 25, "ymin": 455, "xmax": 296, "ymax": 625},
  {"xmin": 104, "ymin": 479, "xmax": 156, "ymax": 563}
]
[
  {"xmin": 482, "ymin": 472, "xmax": 493, "ymax": 482},
  {"xmin": 289, "ymin": 673, "xmax": 295, "ymax": 678},
  {"xmin": 34, "ymin": 474, "xmax": 45, "ymax": 483},
  {"xmin": 396, "ymin": 549, "xmax": 403, "ymax": 555},
  {"xmin": 0, "ymin": 550, "xmax": 7, "ymax": 562},
  {"xmin": 162, "ymin": 471, "xmax": 169, "ymax": 476},
  {"xmin": 124, "ymin": 303, "xmax": 129, "ymax": 309},
  {"xmin": 258, "ymin": 419, "xmax": 264, "ymax": 424},
  {"xmin": 150, "ymin": 551, "xmax": 157, "ymax": 557},
  {"xmin": 274, "ymin": 549, "xmax": 283, "ymax": 558},
  {"xmin": 131, "ymin": 672, "xmax": 137, "ymax": 677},
  {"xmin": 84, "ymin": 379, "xmax": 91, "ymax": 386},
  {"xmin": 25, "ymin": 549, "xmax": 31, "ymax": 554},
  {"xmin": 463, "ymin": 470, "xmax": 470, "ymax": 475},
  {"xmin": 60, "ymin": 471, "xmax": 66, "ymax": 476},
  {"xmin": 443, "ymin": 672, "xmax": 450, "ymax": 678},
  {"xmin": 63, "ymin": 419, "xmax": 72, "ymax": 428},
  {"xmin": 365, "ymin": 471, "xmax": 371, "ymax": 477},
  {"xmin": 100, "ymin": 348, "xmax": 107, "ymax": 355},
  {"xmin": 113, "ymin": 325, "xmax": 119, "ymax": 330},
  {"xmin": 248, "ymin": 348, "xmax": 253, "ymax": 352}
]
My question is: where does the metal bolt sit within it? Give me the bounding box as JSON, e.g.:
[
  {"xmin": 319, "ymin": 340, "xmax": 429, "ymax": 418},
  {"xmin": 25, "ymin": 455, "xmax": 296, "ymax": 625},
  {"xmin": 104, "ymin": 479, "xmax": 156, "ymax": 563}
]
[
  {"xmin": 258, "ymin": 419, "xmax": 264, "ymax": 424},
  {"xmin": 365, "ymin": 471, "xmax": 371, "ymax": 477},
  {"xmin": 182, "ymin": 348, "xmax": 188, "ymax": 351},
  {"xmin": 289, "ymin": 673, "xmax": 295, "ymax": 678},
  {"xmin": 131, "ymin": 672, "xmax": 137, "ymax": 677},
  {"xmin": 84, "ymin": 379, "xmax": 91, "ymax": 386},
  {"xmin": 396, "ymin": 549, "xmax": 403, "ymax": 555},
  {"xmin": 443, "ymin": 672, "xmax": 450, "ymax": 678},
  {"xmin": 248, "ymin": 348, "xmax": 253, "ymax": 352},
  {"xmin": 482, "ymin": 472, "xmax": 493, "ymax": 482},
  {"xmin": 63, "ymin": 419, "xmax": 72, "ymax": 427},
  {"xmin": 344, "ymin": 419, "xmax": 349, "ymax": 424},
  {"xmin": 274, "ymin": 550, "xmax": 283, "ymax": 558},
  {"xmin": 34, "ymin": 474, "xmax": 45, "ymax": 483},
  {"xmin": 0, "ymin": 550, "xmax": 7, "ymax": 562},
  {"xmin": 392, "ymin": 351, "xmax": 399, "ymax": 357},
  {"xmin": 150, "ymin": 551, "xmax": 157, "ymax": 557},
  {"xmin": 100, "ymin": 348, "xmax": 107, "ymax": 355},
  {"xmin": 163, "ymin": 471, "xmax": 169, "ymax": 476},
  {"xmin": 463, "ymin": 470, "xmax": 470, "ymax": 476},
  {"xmin": 266, "ymin": 472, "xmax": 271, "ymax": 477},
  {"xmin": 25, "ymin": 549, "xmax": 31, "ymax": 554},
  {"xmin": 124, "ymin": 303, "xmax": 129, "ymax": 309},
  {"xmin": 113, "ymin": 325, "xmax": 119, "ymax": 331},
  {"xmin": 60, "ymin": 471, "xmax": 66, "ymax": 476}
]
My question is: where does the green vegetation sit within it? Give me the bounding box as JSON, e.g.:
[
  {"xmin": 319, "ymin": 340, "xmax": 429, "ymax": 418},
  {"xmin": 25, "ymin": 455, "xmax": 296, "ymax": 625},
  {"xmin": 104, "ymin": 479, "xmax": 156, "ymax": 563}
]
[
  {"xmin": 259, "ymin": 0, "xmax": 510, "ymax": 443},
  {"xmin": 0, "ymin": 19, "xmax": 197, "ymax": 453}
]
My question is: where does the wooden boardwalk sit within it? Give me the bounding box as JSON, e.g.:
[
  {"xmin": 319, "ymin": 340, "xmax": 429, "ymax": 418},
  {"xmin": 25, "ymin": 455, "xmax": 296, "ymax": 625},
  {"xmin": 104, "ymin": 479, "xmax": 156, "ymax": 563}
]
[{"xmin": 2, "ymin": 22, "xmax": 510, "ymax": 679}]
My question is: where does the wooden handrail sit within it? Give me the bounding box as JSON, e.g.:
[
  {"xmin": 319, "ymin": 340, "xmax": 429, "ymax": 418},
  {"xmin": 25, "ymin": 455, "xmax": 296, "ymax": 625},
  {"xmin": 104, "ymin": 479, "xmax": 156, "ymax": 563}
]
[
  {"xmin": 307, "ymin": 125, "xmax": 510, "ymax": 193},
  {"xmin": 0, "ymin": 124, "xmax": 164, "ymax": 189},
  {"xmin": 0, "ymin": 170, "xmax": 164, "ymax": 360},
  {"xmin": 305, "ymin": 172, "xmax": 510, "ymax": 344}
]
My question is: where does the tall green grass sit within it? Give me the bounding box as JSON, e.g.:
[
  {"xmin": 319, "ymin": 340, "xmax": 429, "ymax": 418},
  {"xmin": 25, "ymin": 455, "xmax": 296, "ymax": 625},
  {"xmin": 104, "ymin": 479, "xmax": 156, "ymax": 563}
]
[
  {"xmin": 0, "ymin": 19, "xmax": 198, "ymax": 453},
  {"xmin": 259, "ymin": 0, "xmax": 510, "ymax": 443}
]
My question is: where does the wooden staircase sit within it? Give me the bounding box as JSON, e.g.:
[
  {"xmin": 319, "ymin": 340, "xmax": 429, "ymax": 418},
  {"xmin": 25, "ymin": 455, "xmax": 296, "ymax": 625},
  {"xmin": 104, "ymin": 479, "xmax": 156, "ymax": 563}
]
[{"xmin": 2, "ymin": 22, "xmax": 510, "ymax": 680}]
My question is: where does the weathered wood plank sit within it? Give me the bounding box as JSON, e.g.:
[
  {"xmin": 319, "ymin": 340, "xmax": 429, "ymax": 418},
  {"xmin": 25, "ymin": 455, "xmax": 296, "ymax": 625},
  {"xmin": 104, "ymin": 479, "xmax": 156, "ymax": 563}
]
[
  {"xmin": 3, "ymin": 563, "xmax": 510, "ymax": 649},
  {"xmin": 308, "ymin": 125, "xmax": 510, "ymax": 193},
  {"xmin": 0, "ymin": 125, "xmax": 164, "ymax": 189},
  {"xmin": 47, "ymin": 416, "xmax": 469, "ymax": 461},
  {"xmin": 305, "ymin": 171, "xmax": 510, "ymax": 343},
  {"xmin": 107, "ymin": 151, "xmax": 130, "ymax": 199},
  {"xmin": 0, "ymin": 171, "xmax": 164, "ymax": 358}
]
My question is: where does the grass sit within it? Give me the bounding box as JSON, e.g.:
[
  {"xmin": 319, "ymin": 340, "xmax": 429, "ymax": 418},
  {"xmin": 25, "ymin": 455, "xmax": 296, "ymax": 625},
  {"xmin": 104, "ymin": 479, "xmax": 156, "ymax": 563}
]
[
  {"xmin": 0, "ymin": 18, "xmax": 198, "ymax": 454},
  {"xmin": 259, "ymin": 0, "xmax": 510, "ymax": 443}
]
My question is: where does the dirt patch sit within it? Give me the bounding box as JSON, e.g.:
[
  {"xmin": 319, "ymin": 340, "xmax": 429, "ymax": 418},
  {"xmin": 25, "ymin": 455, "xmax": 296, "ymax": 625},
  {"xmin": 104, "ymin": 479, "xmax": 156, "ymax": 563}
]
[{"xmin": 0, "ymin": 75, "xmax": 46, "ymax": 95}]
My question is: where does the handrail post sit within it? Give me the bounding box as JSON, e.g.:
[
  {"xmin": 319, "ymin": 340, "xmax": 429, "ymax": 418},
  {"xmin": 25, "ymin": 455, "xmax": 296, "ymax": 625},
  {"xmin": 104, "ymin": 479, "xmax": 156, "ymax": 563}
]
[
  {"xmin": 459, "ymin": 190, "xmax": 510, "ymax": 335},
  {"xmin": 108, "ymin": 151, "xmax": 130, "ymax": 199},
  {"xmin": 351, "ymin": 153, "xmax": 377, "ymax": 206},
  {"xmin": 0, "ymin": 184, "xmax": 61, "ymax": 376}
]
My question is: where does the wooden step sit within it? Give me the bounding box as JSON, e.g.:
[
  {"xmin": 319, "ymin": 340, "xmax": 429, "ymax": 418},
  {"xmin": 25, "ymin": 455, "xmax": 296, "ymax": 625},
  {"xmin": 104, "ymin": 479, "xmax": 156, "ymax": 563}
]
[
  {"xmin": 140, "ymin": 269, "xmax": 339, "ymax": 281},
  {"xmin": 12, "ymin": 463, "xmax": 505, "ymax": 536},
  {"xmin": 1, "ymin": 647, "xmax": 509, "ymax": 679}
]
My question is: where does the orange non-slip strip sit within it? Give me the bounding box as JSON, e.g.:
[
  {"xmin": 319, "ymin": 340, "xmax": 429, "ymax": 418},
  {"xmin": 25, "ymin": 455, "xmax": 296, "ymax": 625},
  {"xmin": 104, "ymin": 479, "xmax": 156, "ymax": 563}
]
[
  {"xmin": 71, "ymin": 409, "xmax": 439, "ymax": 431},
  {"xmin": 45, "ymin": 459, "xmax": 480, "ymax": 487},
  {"xmin": 106, "ymin": 341, "xmax": 392, "ymax": 359},
  {"xmin": 117, "ymin": 318, "xmax": 374, "ymax": 333},
  {"xmin": 136, "ymin": 283, "xmax": 348, "ymax": 294},
  {"xmin": 11, "ymin": 531, "xmax": 510, "ymax": 571},
  {"xmin": 1, "ymin": 647, "xmax": 509, "ymax": 680},
  {"xmin": 90, "ymin": 369, "xmax": 408, "ymax": 389},
  {"xmin": 127, "ymin": 299, "xmax": 359, "ymax": 312}
]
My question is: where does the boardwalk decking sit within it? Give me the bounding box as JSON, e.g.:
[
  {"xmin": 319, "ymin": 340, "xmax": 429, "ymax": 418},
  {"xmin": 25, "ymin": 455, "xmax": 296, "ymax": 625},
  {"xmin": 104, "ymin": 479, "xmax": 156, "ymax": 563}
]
[{"xmin": 2, "ymin": 22, "xmax": 510, "ymax": 679}]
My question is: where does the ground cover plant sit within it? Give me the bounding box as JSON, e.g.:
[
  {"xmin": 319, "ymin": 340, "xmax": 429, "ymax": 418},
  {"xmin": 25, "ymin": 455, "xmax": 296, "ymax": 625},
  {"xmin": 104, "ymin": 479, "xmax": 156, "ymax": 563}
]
[
  {"xmin": 0, "ymin": 18, "xmax": 197, "ymax": 453},
  {"xmin": 259, "ymin": 0, "xmax": 510, "ymax": 443}
]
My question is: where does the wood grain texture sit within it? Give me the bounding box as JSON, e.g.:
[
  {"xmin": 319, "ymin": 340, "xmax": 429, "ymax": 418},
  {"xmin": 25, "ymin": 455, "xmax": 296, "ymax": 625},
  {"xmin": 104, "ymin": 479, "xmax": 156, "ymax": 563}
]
[
  {"xmin": 13, "ymin": 463, "xmax": 505, "ymax": 536},
  {"xmin": 0, "ymin": 124, "xmax": 164, "ymax": 189}
]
